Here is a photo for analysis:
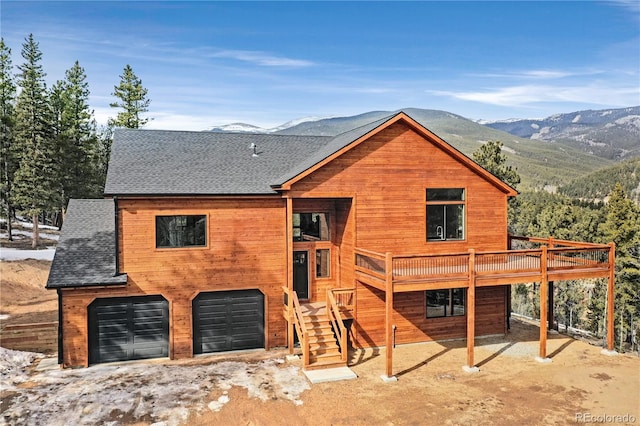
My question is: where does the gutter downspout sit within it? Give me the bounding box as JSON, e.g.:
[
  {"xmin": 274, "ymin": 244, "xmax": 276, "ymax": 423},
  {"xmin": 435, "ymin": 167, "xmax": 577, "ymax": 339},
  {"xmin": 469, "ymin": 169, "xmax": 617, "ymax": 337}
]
[
  {"xmin": 114, "ymin": 196, "xmax": 119, "ymax": 275},
  {"xmin": 57, "ymin": 289, "xmax": 63, "ymax": 365}
]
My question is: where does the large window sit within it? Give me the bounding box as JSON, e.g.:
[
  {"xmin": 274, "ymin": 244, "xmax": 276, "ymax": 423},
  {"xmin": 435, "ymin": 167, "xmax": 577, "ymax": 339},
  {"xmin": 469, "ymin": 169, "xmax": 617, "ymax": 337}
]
[
  {"xmin": 156, "ymin": 215, "xmax": 206, "ymax": 248},
  {"xmin": 426, "ymin": 288, "xmax": 466, "ymax": 318},
  {"xmin": 293, "ymin": 213, "xmax": 330, "ymax": 242},
  {"xmin": 426, "ymin": 188, "xmax": 465, "ymax": 241}
]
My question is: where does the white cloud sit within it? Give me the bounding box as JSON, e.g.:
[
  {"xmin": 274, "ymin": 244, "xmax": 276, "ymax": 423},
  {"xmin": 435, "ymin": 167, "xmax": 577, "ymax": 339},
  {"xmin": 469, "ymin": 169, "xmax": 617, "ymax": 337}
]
[
  {"xmin": 210, "ymin": 49, "xmax": 315, "ymax": 67},
  {"xmin": 429, "ymin": 83, "xmax": 640, "ymax": 107}
]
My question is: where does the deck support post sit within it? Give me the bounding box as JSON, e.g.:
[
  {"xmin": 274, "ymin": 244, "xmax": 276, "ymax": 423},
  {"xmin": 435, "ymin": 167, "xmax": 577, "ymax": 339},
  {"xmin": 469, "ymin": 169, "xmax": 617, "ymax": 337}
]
[
  {"xmin": 537, "ymin": 246, "xmax": 551, "ymax": 363},
  {"xmin": 382, "ymin": 251, "xmax": 397, "ymax": 382},
  {"xmin": 464, "ymin": 249, "xmax": 478, "ymax": 373},
  {"xmin": 606, "ymin": 242, "xmax": 616, "ymax": 352}
]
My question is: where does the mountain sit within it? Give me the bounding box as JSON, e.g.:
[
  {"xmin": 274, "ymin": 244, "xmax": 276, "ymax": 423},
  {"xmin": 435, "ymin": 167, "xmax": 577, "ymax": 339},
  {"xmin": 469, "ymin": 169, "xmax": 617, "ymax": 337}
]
[
  {"xmin": 208, "ymin": 107, "xmax": 626, "ymax": 190},
  {"xmin": 482, "ymin": 106, "xmax": 640, "ymax": 160}
]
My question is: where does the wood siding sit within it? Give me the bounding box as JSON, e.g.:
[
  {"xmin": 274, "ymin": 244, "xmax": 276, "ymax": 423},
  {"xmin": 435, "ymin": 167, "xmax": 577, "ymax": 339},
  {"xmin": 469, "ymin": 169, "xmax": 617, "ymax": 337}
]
[
  {"xmin": 60, "ymin": 197, "xmax": 287, "ymax": 367},
  {"xmin": 353, "ymin": 283, "xmax": 507, "ymax": 348}
]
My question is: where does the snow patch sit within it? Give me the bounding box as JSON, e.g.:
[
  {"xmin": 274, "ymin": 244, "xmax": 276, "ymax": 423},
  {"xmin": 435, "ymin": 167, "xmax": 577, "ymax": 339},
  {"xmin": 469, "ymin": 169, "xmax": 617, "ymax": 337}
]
[
  {"xmin": 530, "ymin": 123, "xmax": 540, "ymax": 130},
  {"xmin": 0, "ymin": 247, "xmax": 56, "ymax": 261},
  {"xmin": 208, "ymin": 393, "xmax": 230, "ymax": 412},
  {"xmin": 1, "ymin": 354, "xmax": 310, "ymax": 425},
  {"xmin": 572, "ymin": 114, "xmax": 581, "ymax": 123},
  {"xmin": 0, "ymin": 347, "xmax": 45, "ymax": 389}
]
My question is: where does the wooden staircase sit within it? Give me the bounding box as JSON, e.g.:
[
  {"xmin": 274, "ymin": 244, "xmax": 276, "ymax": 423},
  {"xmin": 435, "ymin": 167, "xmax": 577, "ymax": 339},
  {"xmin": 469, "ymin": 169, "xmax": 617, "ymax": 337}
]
[{"xmin": 301, "ymin": 303, "xmax": 346, "ymax": 369}]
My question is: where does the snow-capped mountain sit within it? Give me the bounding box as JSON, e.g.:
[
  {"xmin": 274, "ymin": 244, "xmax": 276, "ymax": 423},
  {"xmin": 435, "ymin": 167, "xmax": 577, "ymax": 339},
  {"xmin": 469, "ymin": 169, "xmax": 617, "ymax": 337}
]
[
  {"xmin": 482, "ymin": 106, "xmax": 640, "ymax": 160},
  {"xmin": 208, "ymin": 116, "xmax": 331, "ymax": 134}
]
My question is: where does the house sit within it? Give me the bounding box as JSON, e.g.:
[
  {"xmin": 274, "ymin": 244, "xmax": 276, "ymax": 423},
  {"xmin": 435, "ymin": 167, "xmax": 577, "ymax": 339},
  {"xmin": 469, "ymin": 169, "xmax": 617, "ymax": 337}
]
[{"xmin": 46, "ymin": 111, "xmax": 616, "ymax": 378}]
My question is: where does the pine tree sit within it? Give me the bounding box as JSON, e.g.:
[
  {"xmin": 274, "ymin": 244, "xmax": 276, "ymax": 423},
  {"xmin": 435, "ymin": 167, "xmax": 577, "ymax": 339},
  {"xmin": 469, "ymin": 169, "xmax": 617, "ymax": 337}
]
[
  {"xmin": 472, "ymin": 140, "xmax": 521, "ymax": 189},
  {"xmin": 0, "ymin": 39, "xmax": 17, "ymax": 240},
  {"xmin": 472, "ymin": 140, "xmax": 521, "ymax": 233},
  {"xmin": 597, "ymin": 183, "xmax": 640, "ymax": 351},
  {"xmin": 108, "ymin": 64, "xmax": 151, "ymax": 128},
  {"xmin": 12, "ymin": 34, "xmax": 59, "ymax": 247},
  {"xmin": 53, "ymin": 61, "xmax": 102, "ymax": 210}
]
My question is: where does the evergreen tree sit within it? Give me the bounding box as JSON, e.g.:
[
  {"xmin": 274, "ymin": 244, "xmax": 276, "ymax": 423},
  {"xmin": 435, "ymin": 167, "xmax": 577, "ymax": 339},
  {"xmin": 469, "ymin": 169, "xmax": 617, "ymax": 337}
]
[
  {"xmin": 0, "ymin": 39, "xmax": 17, "ymax": 240},
  {"xmin": 12, "ymin": 34, "xmax": 59, "ymax": 247},
  {"xmin": 472, "ymin": 140, "xmax": 521, "ymax": 189},
  {"xmin": 597, "ymin": 183, "xmax": 640, "ymax": 351},
  {"xmin": 53, "ymin": 61, "xmax": 102, "ymax": 209},
  {"xmin": 472, "ymin": 140, "xmax": 521, "ymax": 233},
  {"xmin": 96, "ymin": 124, "xmax": 114, "ymax": 189},
  {"xmin": 108, "ymin": 64, "xmax": 151, "ymax": 128}
]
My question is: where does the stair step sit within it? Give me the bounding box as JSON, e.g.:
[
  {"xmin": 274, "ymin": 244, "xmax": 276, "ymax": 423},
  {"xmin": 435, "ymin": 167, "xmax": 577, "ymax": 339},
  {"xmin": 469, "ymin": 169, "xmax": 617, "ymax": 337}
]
[
  {"xmin": 308, "ymin": 334, "xmax": 336, "ymax": 344},
  {"xmin": 305, "ymin": 359, "xmax": 347, "ymax": 370},
  {"xmin": 309, "ymin": 352, "xmax": 344, "ymax": 365}
]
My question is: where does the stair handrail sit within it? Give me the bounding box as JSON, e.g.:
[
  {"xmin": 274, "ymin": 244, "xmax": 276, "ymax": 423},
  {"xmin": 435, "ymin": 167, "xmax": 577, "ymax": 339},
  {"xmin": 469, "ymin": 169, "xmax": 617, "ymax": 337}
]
[
  {"xmin": 327, "ymin": 289, "xmax": 348, "ymax": 363},
  {"xmin": 283, "ymin": 286, "xmax": 310, "ymax": 368}
]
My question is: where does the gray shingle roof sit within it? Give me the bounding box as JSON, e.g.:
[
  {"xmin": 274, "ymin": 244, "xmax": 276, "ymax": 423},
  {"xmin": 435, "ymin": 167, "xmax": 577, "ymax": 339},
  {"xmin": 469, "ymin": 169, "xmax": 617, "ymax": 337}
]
[
  {"xmin": 46, "ymin": 199, "xmax": 127, "ymax": 289},
  {"xmin": 104, "ymin": 130, "xmax": 333, "ymax": 196},
  {"xmin": 104, "ymin": 112, "xmax": 401, "ymax": 196}
]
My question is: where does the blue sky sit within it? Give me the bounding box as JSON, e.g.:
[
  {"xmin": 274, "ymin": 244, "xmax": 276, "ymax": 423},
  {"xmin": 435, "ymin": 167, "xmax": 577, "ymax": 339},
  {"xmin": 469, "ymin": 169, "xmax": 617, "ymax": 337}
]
[{"xmin": 2, "ymin": 1, "xmax": 639, "ymax": 130}]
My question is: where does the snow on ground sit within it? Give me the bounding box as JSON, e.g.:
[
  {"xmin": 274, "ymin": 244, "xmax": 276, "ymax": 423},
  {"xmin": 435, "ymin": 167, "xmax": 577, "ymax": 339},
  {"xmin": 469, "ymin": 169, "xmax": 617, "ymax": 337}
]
[
  {"xmin": 0, "ymin": 347, "xmax": 310, "ymax": 426},
  {"xmin": 0, "ymin": 247, "xmax": 56, "ymax": 261},
  {"xmin": 0, "ymin": 219, "xmax": 58, "ymax": 261},
  {"xmin": 0, "ymin": 229, "xmax": 59, "ymax": 241}
]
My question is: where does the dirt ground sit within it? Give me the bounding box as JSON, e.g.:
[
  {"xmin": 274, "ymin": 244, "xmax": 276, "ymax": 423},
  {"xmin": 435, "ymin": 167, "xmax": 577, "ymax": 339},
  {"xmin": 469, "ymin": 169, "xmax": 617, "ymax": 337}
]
[
  {"xmin": 187, "ymin": 323, "xmax": 640, "ymax": 426},
  {"xmin": 1, "ymin": 260, "xmax": 639, "ymax": 425},
  {"xmin": 0, "ymin": 260, "xmax": 57, "ymax": 329}
]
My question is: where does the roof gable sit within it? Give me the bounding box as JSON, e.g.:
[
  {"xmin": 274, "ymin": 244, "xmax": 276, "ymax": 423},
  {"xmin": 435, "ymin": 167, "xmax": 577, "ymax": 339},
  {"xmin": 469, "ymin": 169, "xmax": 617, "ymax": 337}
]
[{"xmin": 273, "ymin": 112, "xmax": 518, "ymax": 196}]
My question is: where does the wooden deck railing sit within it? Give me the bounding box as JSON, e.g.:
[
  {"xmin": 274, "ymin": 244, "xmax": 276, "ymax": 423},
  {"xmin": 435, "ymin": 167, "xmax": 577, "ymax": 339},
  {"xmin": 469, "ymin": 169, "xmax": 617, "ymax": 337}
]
[
  {"xmin": 282, "ymin": 286, "xmax": 310, "ymax": 367},
  {"xmin": 355, "ymin": 235, "xmax": 613, "ymax": 290},
  {"xmin": 326, "ymin": 289, "xmax": 350, "ymax": 363}
]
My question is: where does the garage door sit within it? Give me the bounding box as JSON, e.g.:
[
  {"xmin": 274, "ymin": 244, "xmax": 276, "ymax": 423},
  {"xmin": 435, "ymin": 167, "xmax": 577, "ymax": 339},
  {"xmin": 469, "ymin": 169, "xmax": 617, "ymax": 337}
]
[
  {"xmin": 88, "ymin": 295, "xmax": 169, "ymax": 364},
  {"xmin": 193, "ymin": 290, "xmax": 264, "ymax": 354}
]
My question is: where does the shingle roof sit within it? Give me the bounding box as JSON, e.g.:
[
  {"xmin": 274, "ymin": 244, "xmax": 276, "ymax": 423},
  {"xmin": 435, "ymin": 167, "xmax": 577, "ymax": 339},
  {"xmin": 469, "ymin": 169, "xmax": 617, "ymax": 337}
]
[
  {"xmin": 46, "ymin": 199, "xmax": 127, "ymax": 289},
  {"xmin": 104, "ymin": 130, "xmax": 333, "ymax": 196}
]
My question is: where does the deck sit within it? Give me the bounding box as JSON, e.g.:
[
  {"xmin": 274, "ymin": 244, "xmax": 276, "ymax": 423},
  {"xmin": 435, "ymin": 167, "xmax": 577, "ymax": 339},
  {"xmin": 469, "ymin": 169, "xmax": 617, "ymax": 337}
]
[
  {"xmin": 355, "ymin": 236, "xmax": 613, "ymax": 292},
  {"xmin": 352, "ymin": 236, "xmax": 615, "ymax": 379}
]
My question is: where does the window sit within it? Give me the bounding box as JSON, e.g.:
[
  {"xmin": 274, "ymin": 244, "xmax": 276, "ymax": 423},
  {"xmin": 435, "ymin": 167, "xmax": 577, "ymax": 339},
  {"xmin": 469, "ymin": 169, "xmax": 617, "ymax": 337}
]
[
  {"xmin": 316, "ymin": 249, "xmax": 330, "ymax": 278},
  {"xmin": 426, "ymin": 188, "xmax": 465, "ymax": 241},
  {"xmin": 156, "ymin": 215, "xmax": 206, "ymax": 248},
  {"xmin": 426, "ymin": 288, "xmax": 465, "ymax": 318},
  {"xmin": 293, "ymin": 213, "xmax": 330, "ymax": 241}
]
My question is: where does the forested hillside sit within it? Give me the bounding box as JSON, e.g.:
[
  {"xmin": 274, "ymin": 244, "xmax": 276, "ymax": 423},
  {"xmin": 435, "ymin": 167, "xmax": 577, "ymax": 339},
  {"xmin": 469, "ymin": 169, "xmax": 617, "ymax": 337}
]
[{"xmin": 559, "ymin": 158, "xmax": 640, "ymax": 203}]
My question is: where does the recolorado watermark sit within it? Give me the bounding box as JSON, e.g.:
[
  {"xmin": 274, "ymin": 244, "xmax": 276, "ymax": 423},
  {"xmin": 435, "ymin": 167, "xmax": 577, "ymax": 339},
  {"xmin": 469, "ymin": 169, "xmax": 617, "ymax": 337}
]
[{"xmin": 576, "ymin": 412, "xmax": 637, "ymax": 423}]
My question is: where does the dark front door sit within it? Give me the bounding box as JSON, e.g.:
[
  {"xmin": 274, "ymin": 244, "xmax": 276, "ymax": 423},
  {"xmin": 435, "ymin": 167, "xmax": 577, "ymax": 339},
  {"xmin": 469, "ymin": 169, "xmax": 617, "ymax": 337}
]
[{"xmin": 293, "ymin": 251, "xmax": 309, "ymax": 300}]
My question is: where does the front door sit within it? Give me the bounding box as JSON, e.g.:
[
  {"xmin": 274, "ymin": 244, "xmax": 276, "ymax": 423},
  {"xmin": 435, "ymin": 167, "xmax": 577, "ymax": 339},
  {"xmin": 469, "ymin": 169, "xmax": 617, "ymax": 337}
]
[{"xmin": 293, "ymin": 251, "xmax": 309, "ymax": 300}]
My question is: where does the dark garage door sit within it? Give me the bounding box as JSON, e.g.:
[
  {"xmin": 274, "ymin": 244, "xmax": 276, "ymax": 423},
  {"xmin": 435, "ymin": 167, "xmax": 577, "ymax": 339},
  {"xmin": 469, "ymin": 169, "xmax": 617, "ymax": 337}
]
[
  {"xmin": 193, "ymin": 290, "xmax": 264, "ymax": 354},
  {"xmin": 89, "ymin": 295, "xmax": 169, "ymax": 364}
]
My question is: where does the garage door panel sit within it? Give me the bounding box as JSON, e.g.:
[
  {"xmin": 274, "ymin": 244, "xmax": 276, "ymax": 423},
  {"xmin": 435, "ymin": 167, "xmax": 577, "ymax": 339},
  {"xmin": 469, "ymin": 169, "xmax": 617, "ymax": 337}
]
[
  {"xmin": 89, "ymin": 296, "xmax": 169, "ymax": 364},
  {"xmin": 193, "ymin": 290, "xmax": 264, "ymax": 355}
]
